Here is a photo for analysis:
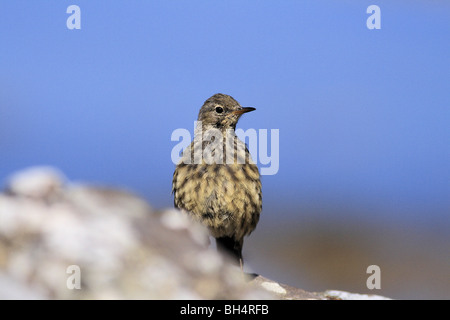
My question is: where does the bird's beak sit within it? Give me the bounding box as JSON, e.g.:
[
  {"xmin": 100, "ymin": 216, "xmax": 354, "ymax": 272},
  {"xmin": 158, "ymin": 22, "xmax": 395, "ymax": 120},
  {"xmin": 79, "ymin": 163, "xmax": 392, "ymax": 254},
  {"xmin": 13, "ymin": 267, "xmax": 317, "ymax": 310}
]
[{"xmin": 232, "ymin": 107, "xmax": 256, "ymax": 115}]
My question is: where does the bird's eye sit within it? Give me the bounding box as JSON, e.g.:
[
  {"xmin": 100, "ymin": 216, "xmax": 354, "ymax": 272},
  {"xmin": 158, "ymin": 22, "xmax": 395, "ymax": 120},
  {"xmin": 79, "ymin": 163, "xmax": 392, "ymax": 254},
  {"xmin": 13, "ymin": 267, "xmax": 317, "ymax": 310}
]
[{"xmin": 215, "ymin": 107, "xmax": 224, "ymax": 114}]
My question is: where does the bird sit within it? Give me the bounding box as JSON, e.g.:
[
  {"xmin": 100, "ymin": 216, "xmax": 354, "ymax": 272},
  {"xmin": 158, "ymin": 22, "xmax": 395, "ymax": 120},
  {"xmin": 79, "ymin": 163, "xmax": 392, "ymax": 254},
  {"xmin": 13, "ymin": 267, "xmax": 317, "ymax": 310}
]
[{"xmin": 172, "ymin": 93, "xmax": 262, "ymax": 269}]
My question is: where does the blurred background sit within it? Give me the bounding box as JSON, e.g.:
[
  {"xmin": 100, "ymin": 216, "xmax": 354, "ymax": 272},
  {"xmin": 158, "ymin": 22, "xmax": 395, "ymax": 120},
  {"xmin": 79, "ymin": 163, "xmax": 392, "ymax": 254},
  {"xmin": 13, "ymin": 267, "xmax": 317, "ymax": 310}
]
[{"xmin": 0, "ymin": 1, "xmax": 448, "ymax": 299}]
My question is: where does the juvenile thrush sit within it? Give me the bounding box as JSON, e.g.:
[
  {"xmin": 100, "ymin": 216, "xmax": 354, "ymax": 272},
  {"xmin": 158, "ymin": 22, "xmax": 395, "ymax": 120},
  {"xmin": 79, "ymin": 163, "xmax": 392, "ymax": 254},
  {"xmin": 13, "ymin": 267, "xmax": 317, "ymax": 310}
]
[{"xmin": 172, "ymin": 93, "xmax": 262, "ymax": 268}]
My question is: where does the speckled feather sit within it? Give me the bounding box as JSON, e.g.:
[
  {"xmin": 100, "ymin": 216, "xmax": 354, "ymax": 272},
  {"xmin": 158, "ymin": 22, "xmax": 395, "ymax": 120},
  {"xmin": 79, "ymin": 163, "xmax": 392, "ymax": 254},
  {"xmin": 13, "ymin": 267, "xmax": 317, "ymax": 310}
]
[{"xmin": 172, "ymin": 94, "xmax": 262, "ymax": 265}]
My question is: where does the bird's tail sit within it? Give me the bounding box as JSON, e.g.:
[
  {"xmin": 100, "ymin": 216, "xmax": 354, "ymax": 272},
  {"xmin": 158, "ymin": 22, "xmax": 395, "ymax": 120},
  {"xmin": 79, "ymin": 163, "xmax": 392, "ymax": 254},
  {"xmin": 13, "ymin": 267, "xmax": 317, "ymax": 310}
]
[{"xmin": 216, "ymin": 236, "xmax": 243, "ymax": 268}]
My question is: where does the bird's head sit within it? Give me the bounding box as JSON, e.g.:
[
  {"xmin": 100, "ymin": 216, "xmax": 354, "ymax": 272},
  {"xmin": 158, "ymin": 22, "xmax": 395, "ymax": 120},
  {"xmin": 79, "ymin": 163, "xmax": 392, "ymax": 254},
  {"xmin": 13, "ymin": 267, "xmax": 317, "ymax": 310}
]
[{"xmin": 197, "ymin": 93, "xmax": 255, "ymax": 131}]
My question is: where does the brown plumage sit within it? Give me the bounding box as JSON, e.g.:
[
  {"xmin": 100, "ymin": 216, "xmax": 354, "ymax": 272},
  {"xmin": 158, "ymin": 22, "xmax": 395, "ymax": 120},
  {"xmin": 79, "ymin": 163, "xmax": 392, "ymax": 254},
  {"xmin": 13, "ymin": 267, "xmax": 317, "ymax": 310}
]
[{"xmin": 172, "ymin": 93, "xmax": 262, "ymax": 267}]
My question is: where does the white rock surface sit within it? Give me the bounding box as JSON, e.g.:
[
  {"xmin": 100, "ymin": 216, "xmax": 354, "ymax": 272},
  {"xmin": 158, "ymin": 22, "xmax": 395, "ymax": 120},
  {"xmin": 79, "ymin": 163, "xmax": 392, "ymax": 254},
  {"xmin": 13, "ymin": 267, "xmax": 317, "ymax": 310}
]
[
  {"xmin": 0, "ymin": 167, "xmax": 271, "ymax": 299},
  {"xmin": 320, "ymin": 290, "xmax": 392, "ymax": 300},
  {"xmin": 0, "ymin": 166, "xmax": 393, "ymax": 300}
]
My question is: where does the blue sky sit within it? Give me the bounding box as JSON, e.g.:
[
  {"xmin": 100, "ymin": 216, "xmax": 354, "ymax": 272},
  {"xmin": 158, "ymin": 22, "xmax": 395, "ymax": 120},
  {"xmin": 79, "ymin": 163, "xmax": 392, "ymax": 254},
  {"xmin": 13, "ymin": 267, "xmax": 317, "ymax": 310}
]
[{"xmin": 1, "ymin": 1, "xmax": 449, "ymax": 225}]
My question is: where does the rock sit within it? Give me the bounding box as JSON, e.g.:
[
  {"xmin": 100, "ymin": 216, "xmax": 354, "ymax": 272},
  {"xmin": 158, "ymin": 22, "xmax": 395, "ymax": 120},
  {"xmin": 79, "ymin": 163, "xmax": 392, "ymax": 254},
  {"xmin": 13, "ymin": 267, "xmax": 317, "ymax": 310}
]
[
  {"xmin": 0, "ymin": 167, "xmax": 271, "ymax": 299},
  {"xmin": 250, "ymin": 275, "xmax": 324, "ymax": 300},
  {"xmin": 317, "ymin": 290, "xmax": 392, "ymax": 300},
  {"xmin": 5, "ymin": 166, "xmax": 65, "ymax": 200},
  {"xmin": 0, "ymin": 167, "xmax": 392, "ymax": 300}
]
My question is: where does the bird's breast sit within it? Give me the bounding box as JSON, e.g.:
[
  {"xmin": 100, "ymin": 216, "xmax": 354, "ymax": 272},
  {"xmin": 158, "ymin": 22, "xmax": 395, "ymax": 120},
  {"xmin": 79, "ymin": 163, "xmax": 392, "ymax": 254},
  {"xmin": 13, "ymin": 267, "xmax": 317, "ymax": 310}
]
[{"xmin": 173, "ymin": 163, "xmax": 262, "ymax": 228}]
